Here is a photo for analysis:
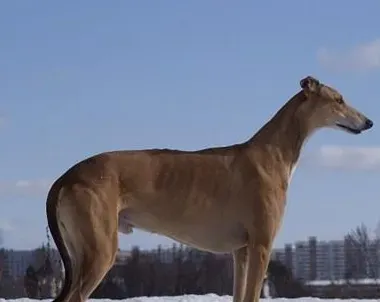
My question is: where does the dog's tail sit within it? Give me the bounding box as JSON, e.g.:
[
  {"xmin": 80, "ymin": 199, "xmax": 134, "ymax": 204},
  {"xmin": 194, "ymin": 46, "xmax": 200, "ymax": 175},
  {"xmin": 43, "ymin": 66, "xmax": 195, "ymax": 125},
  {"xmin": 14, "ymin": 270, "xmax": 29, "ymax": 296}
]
[{"xmin": 46, "ymin": 182, "xmax": 73, "ymax": 302}]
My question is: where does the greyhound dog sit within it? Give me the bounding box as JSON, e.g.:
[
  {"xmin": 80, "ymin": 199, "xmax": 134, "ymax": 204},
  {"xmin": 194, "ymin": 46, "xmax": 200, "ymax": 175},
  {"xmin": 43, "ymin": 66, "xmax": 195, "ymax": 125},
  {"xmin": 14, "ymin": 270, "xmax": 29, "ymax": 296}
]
[{"xmin": 46, "ymin": 76, "xmax": 373, "ymax": 302}]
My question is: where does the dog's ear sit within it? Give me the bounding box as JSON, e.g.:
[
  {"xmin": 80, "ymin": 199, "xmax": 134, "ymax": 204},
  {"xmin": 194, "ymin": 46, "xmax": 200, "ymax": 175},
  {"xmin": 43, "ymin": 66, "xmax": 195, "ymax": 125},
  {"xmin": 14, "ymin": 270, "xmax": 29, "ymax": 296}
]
[{"xmin": 300, "ymin": 76, "xmax": 320, "ymax": 93}]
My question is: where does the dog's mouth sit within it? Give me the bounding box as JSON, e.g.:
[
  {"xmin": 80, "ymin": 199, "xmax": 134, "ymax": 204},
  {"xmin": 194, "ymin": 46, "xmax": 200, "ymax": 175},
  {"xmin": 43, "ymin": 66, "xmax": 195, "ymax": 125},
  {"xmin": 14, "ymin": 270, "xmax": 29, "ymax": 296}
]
[{"xmin": 335, "ymin": 123, "xmax": 361, "ymax": 134}]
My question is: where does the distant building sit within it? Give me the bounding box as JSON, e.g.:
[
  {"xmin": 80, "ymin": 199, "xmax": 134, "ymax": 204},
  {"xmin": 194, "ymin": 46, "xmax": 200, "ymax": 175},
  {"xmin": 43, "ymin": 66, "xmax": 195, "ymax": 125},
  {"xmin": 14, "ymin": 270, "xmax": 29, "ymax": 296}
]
[
  {"xmin": 315, "ymin": 241, "xmax": 332, "ymax": 280},
  {"xmin": 0, "ymin": 248, "xmax": 62, "ymax": 280},
  {"xmin": 3, "ymin": 250, "xmax": 34, "ymax": 278},
  {"xmin": 329, "ymin": 240, "xmax": 346, "ymax": 280},
  {"xmin": 293, "ymin": 240, "xmax": 311, "ymax": 281},
  {"xmin": 271, "ymin": 248, "xmax": 285, "ymax": 263},
  {"xmin": 115, "ymin": 249, "xmax": 131, "ymax": 265},
  {"xmin": 284, "ymin": 243, "xmax": 294, "ymax": 273},
  {"xmin": 272, "ymin": 235, "xmax": 380, "ymax": 282}
]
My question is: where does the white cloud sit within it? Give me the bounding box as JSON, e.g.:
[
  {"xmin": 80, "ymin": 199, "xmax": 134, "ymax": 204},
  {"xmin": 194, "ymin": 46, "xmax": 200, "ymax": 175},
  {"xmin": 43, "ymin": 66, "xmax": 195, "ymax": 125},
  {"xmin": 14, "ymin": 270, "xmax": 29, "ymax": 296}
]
[
  {"xmin": 317, "ymin": 39, "xmax": 380, "ymax": 72},
  {"xmin": 0, "ymin": 179, "xmax": 52, "ymax": 198},
  {"xmin": 312, "ymin": 145, "xmax": 380, "ymax": 171},
  {"xmin": 0, "ymin": 219, "xmax": 13, "ymax": 231}
]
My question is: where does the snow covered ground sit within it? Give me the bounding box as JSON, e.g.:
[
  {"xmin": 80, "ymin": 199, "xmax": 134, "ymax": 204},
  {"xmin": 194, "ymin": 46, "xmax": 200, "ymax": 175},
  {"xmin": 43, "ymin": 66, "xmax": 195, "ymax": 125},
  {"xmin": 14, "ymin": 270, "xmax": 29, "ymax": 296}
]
[{"xmin": 0, "ymin": 296, "xmax": 379, "ymax": 302}]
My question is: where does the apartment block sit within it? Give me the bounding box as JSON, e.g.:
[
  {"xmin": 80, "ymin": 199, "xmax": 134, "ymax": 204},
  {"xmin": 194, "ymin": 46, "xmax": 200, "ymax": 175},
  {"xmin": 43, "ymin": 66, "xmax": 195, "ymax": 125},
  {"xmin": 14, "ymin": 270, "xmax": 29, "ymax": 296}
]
[
  {"xmin": 272, "ymin": 235, "xmax": 380, "ymax": 281},
  {"xmin": 329, "ymin": 240, "xmax": 346, "ymax": 280},
  {"xmin": 115, "ymin": 249, "xmax": 131, "ymax": 265},
  {"xmin": 3, "ymin": 250, "xmax": 34, "ymax": 278},
  {"xmin": 0, "ymin": 249, "xmax": 62, "ymax": 279},
  {"xmin": 293, "ymin": 240, "xmax": 311, "ymax": 281},
  {"xmin": 315, "ymin": 241, "xmax": 332, "ymax": 280}
]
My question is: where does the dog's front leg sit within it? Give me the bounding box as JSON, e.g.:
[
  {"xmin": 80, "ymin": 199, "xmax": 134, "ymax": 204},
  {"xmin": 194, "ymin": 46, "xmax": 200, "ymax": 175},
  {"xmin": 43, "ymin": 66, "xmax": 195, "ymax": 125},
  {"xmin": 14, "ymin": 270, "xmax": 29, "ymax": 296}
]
[
  {"xmin": 232, "ymin": 247, "xmax": 248, "ymax": 302},
  {"xmin": 243, "ymin": 242, "xmax": 271, "ymax": 302}
]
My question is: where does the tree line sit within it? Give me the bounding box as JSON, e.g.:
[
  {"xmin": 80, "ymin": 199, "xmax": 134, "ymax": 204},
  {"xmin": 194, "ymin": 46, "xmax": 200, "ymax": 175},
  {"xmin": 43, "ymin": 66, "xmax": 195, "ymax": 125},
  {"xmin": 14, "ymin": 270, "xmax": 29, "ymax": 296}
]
[
  {"xmin": 1, "ymin": 222, "xmax": 380, "ymax": 299},
  {"xmin": 91, "ymin": 244, "xmax": 310, "ymax": 299},
  {"xmin": 1, "ymin": 243, "xmax": 310, "ymax": 299}
]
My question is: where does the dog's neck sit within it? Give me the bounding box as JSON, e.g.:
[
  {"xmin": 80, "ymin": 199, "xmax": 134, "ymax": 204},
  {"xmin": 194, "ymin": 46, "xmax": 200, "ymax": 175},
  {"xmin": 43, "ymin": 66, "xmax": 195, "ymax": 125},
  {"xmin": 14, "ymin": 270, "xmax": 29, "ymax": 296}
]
[{"xmin": 246, "ymin": 91, "xmax": 314, "ymax": 182}]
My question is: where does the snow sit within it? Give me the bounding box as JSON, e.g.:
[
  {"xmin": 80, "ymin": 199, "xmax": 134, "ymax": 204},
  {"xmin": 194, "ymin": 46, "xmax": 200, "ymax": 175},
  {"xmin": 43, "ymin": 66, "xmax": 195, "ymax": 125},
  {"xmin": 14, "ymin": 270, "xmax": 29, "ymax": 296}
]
[
  {"xmin": 0, "ymin": 296, "xmax": 379, "ymax": 302},
  {"xmin": 306, "ymin": 278, "xmax": 380, "ymax": 286}
]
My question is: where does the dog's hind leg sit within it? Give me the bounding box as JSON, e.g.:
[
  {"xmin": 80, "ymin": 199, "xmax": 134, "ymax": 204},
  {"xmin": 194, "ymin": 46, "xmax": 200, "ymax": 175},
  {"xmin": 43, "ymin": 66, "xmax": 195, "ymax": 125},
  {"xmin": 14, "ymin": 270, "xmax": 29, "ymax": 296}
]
[
  {"xmin": 68, "ymin": 233, "xmax": 118, "ymax": 302},
  {"xmin": 54, "ymin": 188, "xmax": 119, "ymax": 302}
]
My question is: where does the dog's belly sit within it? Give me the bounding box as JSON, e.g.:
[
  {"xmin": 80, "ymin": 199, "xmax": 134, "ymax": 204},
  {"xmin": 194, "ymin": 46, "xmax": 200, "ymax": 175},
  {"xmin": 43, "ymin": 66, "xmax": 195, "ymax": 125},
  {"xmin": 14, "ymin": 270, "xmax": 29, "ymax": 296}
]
[{"xmin": 118, "ymin": 208, "xmax": 247, "ymax": 253}]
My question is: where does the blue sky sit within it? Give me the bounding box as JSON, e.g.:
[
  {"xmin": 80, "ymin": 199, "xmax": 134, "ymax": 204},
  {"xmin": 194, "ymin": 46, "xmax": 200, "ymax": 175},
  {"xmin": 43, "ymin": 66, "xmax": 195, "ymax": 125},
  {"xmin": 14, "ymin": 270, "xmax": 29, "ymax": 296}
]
[{"xmin": 1, "ymin": 1, "xmax": 380, "ymax": 251}]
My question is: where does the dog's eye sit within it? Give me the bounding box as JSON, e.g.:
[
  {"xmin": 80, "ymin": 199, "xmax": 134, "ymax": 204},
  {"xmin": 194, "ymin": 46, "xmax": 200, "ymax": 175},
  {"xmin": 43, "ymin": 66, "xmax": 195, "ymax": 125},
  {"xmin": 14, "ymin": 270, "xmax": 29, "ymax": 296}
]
[{"xmin": 336, "ymin": 98, "xmax": 344, "ymax": 105}]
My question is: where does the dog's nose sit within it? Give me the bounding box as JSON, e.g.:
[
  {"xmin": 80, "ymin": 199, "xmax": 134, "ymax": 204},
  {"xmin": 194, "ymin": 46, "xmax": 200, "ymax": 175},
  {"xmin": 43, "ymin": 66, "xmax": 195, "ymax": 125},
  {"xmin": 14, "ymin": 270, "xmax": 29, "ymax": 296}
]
[{"xmin": 364, "ymin": 118, "xmax": 373, "ymax": 130}]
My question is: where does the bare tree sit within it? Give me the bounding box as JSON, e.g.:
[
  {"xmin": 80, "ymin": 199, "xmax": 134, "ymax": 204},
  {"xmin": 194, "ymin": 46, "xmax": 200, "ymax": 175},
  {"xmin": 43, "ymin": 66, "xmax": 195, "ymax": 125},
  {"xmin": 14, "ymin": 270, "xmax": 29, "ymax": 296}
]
[{"xmin": 345, "ymin": 223, "xmax": 380, "ymax": 280}]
